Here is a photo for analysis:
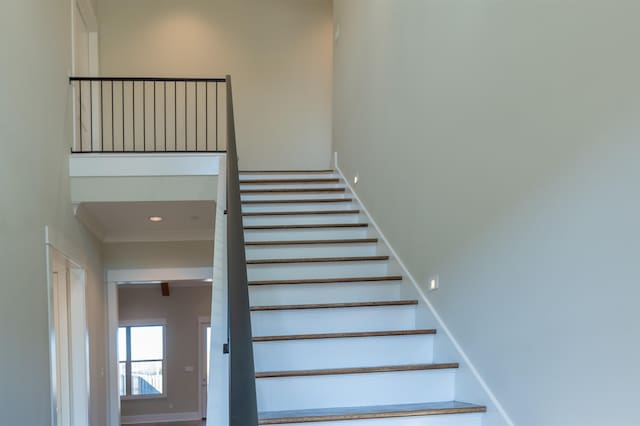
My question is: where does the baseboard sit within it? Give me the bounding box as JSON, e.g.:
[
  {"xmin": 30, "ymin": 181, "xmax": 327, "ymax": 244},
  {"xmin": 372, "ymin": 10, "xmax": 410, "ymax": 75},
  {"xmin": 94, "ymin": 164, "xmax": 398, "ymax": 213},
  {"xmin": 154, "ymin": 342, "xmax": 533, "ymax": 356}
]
[
  {"xmin": 121, "ymin": 411, "xmax": 201, "ymax": 424},
  {"xmin": 334, "ymin": 163, "xmax": 515, "ymax": 426}
]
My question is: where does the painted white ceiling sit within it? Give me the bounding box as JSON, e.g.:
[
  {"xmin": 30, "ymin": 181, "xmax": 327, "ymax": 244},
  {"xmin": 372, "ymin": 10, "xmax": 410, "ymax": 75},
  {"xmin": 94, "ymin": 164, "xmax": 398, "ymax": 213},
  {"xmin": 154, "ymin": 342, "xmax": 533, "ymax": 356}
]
[{"xmin": 78, "ymin": 200, "xmax": 216, "ymax": 242}]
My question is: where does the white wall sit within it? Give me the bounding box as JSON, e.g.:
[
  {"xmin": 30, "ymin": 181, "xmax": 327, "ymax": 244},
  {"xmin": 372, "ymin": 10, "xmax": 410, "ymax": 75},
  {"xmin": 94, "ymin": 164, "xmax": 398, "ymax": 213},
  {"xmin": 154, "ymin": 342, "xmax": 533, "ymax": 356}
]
[
  {"xmin": 0, "ymin": 0, "xmax": 107, "ymax": 424},
  {"xmin": 333, "ymin": 1, "xmax": 640, "ymax": 425},
  {"xmin": 97, "ymin": 0, "xmax": 333, "ymax": 170}
]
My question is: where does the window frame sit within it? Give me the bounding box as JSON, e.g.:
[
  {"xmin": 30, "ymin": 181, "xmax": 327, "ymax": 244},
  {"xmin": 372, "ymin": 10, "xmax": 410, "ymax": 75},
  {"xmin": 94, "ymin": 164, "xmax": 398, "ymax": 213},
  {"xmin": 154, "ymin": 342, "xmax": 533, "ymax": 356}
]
[{"xmin": 118, "ymin": 319, "xmax": 167, "ymax": 400}]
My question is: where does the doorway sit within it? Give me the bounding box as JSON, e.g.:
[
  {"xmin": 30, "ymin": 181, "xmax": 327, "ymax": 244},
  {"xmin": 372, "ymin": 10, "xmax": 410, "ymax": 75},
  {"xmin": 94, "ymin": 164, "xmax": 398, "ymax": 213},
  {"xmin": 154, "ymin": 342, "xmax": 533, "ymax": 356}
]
[
  {"xmin": 199, "ymin": 319, "xmax": 211, "ymax": 420},
  {"xmin": 48, "ymin": 247, "xmax": 90, "ymax": 426},
  {"xmin": 107, "ymin": 273, "xmax": 213, "ymax": 426}
]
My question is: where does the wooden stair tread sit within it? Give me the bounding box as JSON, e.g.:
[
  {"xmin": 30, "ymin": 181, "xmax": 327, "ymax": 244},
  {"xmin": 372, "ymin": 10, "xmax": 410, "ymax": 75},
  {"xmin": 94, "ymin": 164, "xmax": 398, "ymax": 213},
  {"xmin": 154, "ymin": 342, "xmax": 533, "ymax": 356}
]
[
  {"xmin": 240, "ymin": 178, "xmax": 340, "ymax": 184},
  {"xmin": 242, "ymin": 198, "xmax": 353, "ymax": 204},
  {"xmin": 248, "ymin": 276, "xmax": 403, "ymax": 286},
  {"xmin": 241, "ymin": 188, "xmax": 346, "ymax": 194},
  {"xmin": 247, "ymin": 255, "xmax": 389, "ymax": 265},
  {"xmin": 256, "ymin": 363, "xmax": 459, "ymax": 379},
  {"xmin": 243, "ymin": 210, "xmax": 359, "ymax": 217},
  {"xmin": 258, "ymin": 401, "xmax": 486, "ymax": 424},
  {"xmin": 240, "ymin": 170, "xmax": 335, "ymax": 174},
  {"xmin": 244, "ymin": 223, "xmax": 368, "ymax": 230},
  {"xmin": 245, "ymin": 238, "xmax": 378, "ymax": 246},
  {"xmin": 253, "ymin": 329, "xmax": 436, "ymax": 342},
  {"xmin": 251, "ymin": 300, "xmax": 418, "ymax": 311}
]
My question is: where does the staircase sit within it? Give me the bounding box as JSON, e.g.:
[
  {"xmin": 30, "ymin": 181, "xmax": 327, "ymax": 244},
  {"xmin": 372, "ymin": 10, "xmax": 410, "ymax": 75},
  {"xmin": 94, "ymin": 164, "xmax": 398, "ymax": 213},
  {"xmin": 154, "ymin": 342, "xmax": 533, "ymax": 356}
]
[{"xmin": 240, "ymin": 170, "xmax": 486, "ymax": 426}]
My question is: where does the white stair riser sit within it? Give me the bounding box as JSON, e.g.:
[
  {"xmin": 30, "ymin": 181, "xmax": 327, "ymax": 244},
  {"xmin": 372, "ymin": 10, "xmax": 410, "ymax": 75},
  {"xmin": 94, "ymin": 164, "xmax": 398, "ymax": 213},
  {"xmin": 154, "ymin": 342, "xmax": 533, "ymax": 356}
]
[
  {"xmin": 263, "ymin": 413, "xmax": 483, "ymax": 426},
  {"xmin": 256, "ymin": 369, "xmax": 456, "ymax": 412},
  {"xmin": 245, "ymin": 227, "xmax": 370, "ymax": 241},
  {"xmin": 243, "ymin": 213, "xmax": 363, "ymax": 226},
  {"xmin": 240, "ymin": 173, "xmax": 339, "ymax": 180},
  {"xmin": 247, "ymin": 261, "xmax": 389, "ymax": 281},
  {"xmin": 249, "ymin": 282, "xmax": 401, "ymax": 306},
  {"xmin": 241, "ymin": 183, "xmax": 345, "ymax": 191},
  {"xmin": 245, "ymin": 243, "xmax": 379, "ymax": 260},
  {"xmin": 242, "ymin": 201, "xmax": 356, "ymax": 213},
  {"xmin": 251, "ymin": 305, "xmax": 415, "ymax": 336},
  {"xmin": 254, "ymin": 335, "xmax": 434, "ymax": 371},
  {"xmin": 241, "ymin": 193, "xmax": 350, "ymax": 201}
]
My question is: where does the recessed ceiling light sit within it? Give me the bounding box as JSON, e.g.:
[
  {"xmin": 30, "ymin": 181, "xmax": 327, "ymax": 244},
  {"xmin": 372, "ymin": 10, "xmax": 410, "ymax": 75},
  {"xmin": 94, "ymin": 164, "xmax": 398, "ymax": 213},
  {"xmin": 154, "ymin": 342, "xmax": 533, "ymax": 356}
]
[
  {"xmin": 149, "ymin": 216, "xmax": 163, "ymax": 222},
  {"xmin": 203, "ymin": 278, "xmax": 213, "ymax": 283}
]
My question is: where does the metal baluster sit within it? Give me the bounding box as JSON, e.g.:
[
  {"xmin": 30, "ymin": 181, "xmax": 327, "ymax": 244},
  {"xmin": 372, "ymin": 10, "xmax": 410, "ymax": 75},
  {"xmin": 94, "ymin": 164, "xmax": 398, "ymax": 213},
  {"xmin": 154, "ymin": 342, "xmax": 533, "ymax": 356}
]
[
  {"xmin": 184, "ymin": 82, "xmax": 187, "ymax": 151},
  {"xmin": 79, "ymin": 81, "xmax": 83, "ymax": 152},
  {"xmin": 101, "ymin": 81, "xmax": 104, "ymax": 151},
  {"xmin": 216, "ymin": 82, "xmax": 219, "ymax": 151},
  {"xmin": 90, "ymin": 81, "xmax": 93, "ymax": 151},
  {"xmin": 143, "ymin": 81, "xmax": 146, "ymax": 151},
  {"xmin": 206, "ymin": 82, "xmax": 208, "ymax": 151},
  {"xmin": 164, "ymin": 82, "xmax": 167, "ymax": 151},
  {"xmin": 195, "ymin": 82, "xmax": 198, "ymax": 151},
  {"xmin": 154, "ymin": 81, "xmax": 157, "ymax": 151},
  {"xmin": 174, "ymin": 82, "xmax": 177, "ymax": 151},
  {"xmin": 111, "ymin": 81, "xmax": 114, "ymax": 151},
  {"xmin": 132, "ymin": 81, "xmax": 135, "ymax": 150},
  {"xmin": 121, "ymin": 81, "xmax": 125, "ymax": 151}
]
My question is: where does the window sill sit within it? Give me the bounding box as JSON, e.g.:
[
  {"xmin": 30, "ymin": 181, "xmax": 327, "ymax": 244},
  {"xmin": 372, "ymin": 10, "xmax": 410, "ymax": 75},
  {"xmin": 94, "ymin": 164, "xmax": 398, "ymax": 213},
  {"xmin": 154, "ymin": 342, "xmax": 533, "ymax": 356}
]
[{"xmin": 120, "ymin": 394, "xmax": 167, "ymax": 401}]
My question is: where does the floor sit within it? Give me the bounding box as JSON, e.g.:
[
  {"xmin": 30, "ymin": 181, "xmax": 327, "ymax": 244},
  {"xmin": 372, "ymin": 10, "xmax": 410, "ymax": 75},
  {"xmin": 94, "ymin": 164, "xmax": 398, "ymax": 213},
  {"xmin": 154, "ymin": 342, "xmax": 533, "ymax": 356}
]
[{"xmin": 128, "ymin": 422, "xmax": 205, "ymax": 426}]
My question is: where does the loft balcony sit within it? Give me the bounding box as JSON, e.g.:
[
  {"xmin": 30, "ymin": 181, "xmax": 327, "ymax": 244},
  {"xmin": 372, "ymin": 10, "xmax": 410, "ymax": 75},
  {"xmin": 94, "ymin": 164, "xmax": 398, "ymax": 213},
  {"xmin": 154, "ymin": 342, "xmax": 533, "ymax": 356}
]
[{"xmin": 68, "ymin": 76, "xmax": 228, "ymax": 241}]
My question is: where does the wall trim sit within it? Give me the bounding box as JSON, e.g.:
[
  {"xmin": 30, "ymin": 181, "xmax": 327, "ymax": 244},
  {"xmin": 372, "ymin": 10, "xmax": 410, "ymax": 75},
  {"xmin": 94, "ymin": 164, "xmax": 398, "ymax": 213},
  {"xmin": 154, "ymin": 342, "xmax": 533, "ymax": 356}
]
[
  {"xmin": 107, "ymin": 267, "xmax": 213, "ymax": 283},
  {"xmin": 75, "ymin": 0, "xmax": 98, "ymax": 32},
  {"xmin": 69, "ymin": 153, "xmax": 224, "ymax": 177},
  {"xmin": 121, "ymin": 411, "xmax": 200, "ymax": 424},
  {"xmin": 45, "ymin": 225, "xmax": 87, "ymax": 267},
  {"xmin": 334, "ymin": 162, "xmax": 515, "ymax": 426}
]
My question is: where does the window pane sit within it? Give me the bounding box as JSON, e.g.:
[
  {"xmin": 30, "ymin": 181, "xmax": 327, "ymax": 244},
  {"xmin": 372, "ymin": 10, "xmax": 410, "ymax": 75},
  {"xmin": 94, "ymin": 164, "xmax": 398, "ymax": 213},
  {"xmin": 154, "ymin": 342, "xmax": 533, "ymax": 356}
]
[
  {"xmin": 131, "ymin": 326, "xmax": 163, "ymax": 361},
  {"xmin": 119, "ymin": 362, "xmax": 127, "ymax": 396},
  {"xmin": 131, "ymin": 361, "xmax": 163, "ymax": 395},
  {"xmin": 118, "ymin": 327, "xmax": 127, "ymax": 362}
]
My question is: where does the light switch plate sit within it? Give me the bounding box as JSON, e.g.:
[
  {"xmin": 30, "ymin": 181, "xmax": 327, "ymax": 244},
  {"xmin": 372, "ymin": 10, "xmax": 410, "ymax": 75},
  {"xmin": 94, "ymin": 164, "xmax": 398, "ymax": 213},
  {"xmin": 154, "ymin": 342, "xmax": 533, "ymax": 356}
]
[{"xmin": 428, "ymin": 275, "xmax": 439, "ymax": 291}]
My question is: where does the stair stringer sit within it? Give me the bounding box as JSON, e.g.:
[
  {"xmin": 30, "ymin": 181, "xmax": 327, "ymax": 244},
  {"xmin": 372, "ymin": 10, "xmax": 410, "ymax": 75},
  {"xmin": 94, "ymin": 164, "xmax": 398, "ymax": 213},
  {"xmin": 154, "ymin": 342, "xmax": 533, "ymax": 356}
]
[{"xmin": 334, "ymin": 164, "xmax": 514, "ymax": 426}]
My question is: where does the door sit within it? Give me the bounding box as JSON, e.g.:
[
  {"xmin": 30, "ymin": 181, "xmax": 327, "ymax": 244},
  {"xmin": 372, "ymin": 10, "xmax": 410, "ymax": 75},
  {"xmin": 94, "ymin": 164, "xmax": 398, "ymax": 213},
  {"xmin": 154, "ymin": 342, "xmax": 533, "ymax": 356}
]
[
  {"xmin": 52, "ymin": 257, "xmax": 71, "ymax": 426},
  {"xmin": 199, "ymin": 321, "xmax": 211, "ymax": 420},
  {"xmin": 50, "ymin": 248, "xmax": 90, "ymax": 426}
]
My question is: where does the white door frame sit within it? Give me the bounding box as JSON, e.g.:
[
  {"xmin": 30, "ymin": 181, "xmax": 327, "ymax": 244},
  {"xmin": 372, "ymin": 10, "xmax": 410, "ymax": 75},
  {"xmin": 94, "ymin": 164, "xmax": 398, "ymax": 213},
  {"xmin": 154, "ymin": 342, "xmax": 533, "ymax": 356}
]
[
  {"xmin": 71, "ymin": 0, "xmax": 99, "ymax": 74},
  {"xmin": 71, "ymin": 0, "xmax": 100, "ymax": 152},
  {"xmin": 198, "ymin": 317, "xmax": 211, "ymax": 420},
  {"xmin": 46, "ymin": 228, "xmax": 90, "ymax": 426},
  {"xmin": 105, "ymin": 267, "xmax": 214, "ymax": 426}
]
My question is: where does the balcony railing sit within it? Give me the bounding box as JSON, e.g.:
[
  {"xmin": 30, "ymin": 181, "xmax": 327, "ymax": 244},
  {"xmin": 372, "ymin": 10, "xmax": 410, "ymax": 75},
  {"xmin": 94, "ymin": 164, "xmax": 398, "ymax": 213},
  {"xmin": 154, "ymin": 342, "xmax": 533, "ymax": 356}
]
[{"xmin": 69, "ymin": 77, "xmax": 227, "ymax": 153}]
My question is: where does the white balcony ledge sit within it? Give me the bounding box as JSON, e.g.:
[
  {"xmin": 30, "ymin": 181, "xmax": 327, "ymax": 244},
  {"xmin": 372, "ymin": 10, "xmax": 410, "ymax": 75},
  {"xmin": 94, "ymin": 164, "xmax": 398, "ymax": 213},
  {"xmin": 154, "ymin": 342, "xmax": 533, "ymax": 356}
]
[{"xmin": 69, "ymin": 152, "xmax": 224, "ymax": 204}]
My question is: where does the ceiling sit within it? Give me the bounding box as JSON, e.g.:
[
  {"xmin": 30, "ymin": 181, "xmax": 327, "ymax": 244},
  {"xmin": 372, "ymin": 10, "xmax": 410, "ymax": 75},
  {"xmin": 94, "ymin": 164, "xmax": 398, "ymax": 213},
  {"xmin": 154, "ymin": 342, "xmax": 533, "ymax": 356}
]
[{"xmin": 77, "ymin": 200, "xmax": 216, "ymax": 242}]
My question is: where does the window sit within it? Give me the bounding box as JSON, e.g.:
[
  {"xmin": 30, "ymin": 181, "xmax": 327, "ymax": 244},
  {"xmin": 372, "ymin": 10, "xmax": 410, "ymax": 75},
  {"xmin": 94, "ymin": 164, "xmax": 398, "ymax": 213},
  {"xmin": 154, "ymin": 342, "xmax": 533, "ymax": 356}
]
[{"xmin": 118, "ymin": 324, "xmax": 166, "ymax": 398}]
